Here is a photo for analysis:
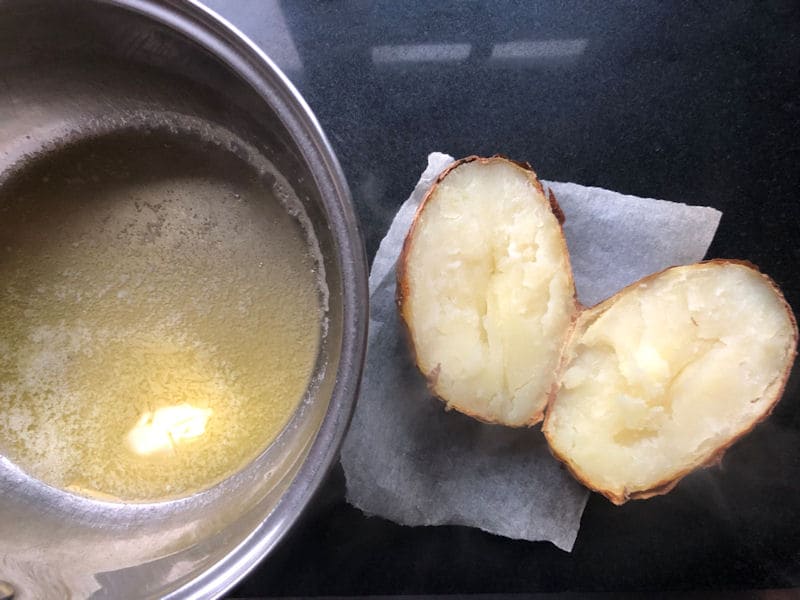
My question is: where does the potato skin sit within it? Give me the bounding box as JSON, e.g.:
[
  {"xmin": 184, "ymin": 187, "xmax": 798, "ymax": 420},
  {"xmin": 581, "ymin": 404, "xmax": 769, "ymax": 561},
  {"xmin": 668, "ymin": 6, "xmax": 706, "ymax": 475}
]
[
  {"xmin": 542, "ymin": 259, "xmax": 799, "ymax": 505},
  {"xmin": 396, "ymin": 155, "xmax": 577, "ymax": 427}
]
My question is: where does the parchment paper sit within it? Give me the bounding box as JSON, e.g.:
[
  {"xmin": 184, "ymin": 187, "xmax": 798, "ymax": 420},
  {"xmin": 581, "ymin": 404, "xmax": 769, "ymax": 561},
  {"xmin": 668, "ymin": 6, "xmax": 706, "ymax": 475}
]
[{"xmin": 340, "ymin": 153, "xmax": 722, "ymax": 551}]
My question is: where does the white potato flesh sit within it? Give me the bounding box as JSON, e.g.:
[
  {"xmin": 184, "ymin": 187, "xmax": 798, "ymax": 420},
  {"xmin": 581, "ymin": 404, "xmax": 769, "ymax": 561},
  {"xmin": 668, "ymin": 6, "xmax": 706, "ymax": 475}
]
[
  {"xmin": 401, "ymin": 158, "xmax": 575, "ymax": 425},
  {"xmin": 545, "ymin": 262, "xmax": 797, "ymax": 502}
]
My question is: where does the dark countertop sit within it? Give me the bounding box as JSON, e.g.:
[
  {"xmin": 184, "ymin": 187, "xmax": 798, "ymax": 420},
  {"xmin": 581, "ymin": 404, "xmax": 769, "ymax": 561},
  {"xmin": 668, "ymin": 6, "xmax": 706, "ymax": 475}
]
[{"xmin": 202, "ymin": 1, "xmax": 800, "ymax": 596}]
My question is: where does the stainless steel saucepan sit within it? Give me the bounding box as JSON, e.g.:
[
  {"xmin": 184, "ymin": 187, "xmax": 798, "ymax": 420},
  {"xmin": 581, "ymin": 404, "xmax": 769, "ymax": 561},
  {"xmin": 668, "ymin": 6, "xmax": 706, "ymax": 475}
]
[{"xmin": 0, "ymin": 1, "xmax": 368, "ymax": 598}]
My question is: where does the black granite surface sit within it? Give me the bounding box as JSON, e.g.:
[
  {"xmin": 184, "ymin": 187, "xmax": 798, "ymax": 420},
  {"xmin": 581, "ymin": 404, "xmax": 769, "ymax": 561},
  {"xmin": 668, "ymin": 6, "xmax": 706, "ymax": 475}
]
[{"xmin": 201, "ymin": 1, "xmax": 800, "ymax": 596}]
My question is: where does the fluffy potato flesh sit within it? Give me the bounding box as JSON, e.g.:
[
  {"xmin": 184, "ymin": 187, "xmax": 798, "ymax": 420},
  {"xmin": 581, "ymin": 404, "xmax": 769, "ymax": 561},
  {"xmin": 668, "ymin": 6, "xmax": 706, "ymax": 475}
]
[
  {"xmin": 399, "ymin": 158, "xmax": 575, "ymax": 425},
  {"xmin": 544, "ymin": 262, "xmax": 797, "ymax": 503}
]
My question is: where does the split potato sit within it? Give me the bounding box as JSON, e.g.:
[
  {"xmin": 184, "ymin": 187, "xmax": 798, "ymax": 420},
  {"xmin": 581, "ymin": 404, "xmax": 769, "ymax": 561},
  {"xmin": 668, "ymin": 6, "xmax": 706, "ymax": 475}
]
[
  {"xmin": 544, "ymin": 261, "xmax": 797, "ymax": 504},
  {"xmin": 397, "ymin": 156, "xmax": 577, "ymax": 426},
  {"xmin": 398, "ymin": 155, "xmax": 798, "ymax": 503}
]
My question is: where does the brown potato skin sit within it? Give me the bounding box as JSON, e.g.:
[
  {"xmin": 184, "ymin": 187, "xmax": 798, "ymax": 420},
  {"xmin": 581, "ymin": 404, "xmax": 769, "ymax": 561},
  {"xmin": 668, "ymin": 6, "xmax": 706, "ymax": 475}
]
[
  {"xmin": 542, "ymin": 260, "xmax": 799, "ymax": 505},
  {"xmin": 396, "ymin": 155, "xmax": 578, "ymax": 427}
]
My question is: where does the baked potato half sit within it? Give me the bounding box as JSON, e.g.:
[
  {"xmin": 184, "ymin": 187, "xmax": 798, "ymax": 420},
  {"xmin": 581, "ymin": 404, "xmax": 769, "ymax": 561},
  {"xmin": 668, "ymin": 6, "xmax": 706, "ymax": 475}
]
[
  {"xmin": 543, "ymin": 261, "xmax": 797, "ymax": 504},
  {"xmin": 397, "ymin": 156, "xmax": 577, "ymax": 426}
]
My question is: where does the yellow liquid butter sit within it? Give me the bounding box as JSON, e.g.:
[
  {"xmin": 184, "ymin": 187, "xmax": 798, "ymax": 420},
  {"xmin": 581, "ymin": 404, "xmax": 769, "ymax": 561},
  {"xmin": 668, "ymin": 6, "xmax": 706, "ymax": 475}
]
[{"xmin": 0, "ymin": 134, "xmax": 323, "ymax": 502}]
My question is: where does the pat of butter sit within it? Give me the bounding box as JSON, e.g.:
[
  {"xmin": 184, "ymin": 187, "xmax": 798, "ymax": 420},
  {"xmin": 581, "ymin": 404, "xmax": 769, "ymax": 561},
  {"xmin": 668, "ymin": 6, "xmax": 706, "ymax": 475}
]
[{"xmin": 126, "ymin": 404, "xmax": 212, "ymax": 456}]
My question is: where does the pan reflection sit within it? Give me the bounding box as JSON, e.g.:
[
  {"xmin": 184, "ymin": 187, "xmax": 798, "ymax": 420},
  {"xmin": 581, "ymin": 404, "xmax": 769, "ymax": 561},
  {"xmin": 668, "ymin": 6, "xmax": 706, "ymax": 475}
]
[{"xmin": 126, "ymin": 404, "xmax": 213, "ymax": 456}]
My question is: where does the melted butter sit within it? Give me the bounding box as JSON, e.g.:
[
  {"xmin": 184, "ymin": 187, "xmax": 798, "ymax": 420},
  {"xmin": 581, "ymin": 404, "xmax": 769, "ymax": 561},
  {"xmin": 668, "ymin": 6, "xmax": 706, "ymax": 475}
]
[{"xmin": 0, "ymin": 133, "xmax": 323, "ymax": 502}]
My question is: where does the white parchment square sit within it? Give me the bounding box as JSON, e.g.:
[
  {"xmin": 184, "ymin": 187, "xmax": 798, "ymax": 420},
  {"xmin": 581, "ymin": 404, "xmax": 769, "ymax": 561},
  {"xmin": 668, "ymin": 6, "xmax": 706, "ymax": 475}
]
[{"xmin": 341, "ymin": 153, "xmax": 722, "ymax": 551}]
